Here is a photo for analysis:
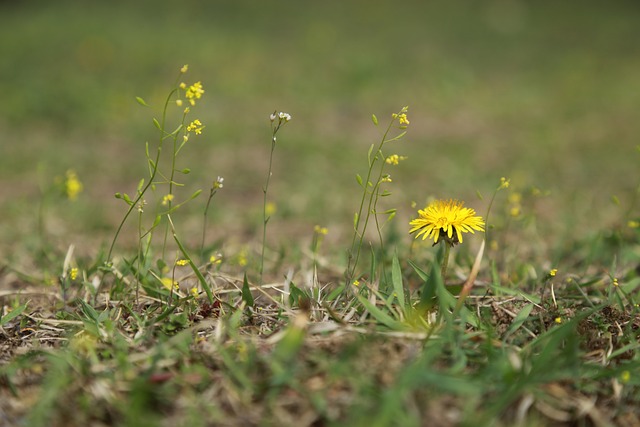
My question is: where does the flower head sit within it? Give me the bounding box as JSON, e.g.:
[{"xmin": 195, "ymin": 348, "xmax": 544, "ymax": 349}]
[
  {"xmin": 385, "ymin": 154, "xmax": 407, "ymax": 165},
  {"xmin": 213, "ymin": 176, "xmax": 224, "ymax": 190},
  {"xmin": 185, "ymin": 81, "xmax": 204, "ymax": 105},
  {"xmin": 64, "ymin": 170, "xmax": 83, "ymax": 201},
  {"xmin": 409, "ymin": 199, "xmax": 485, "ymax": 245},
  {"xmin": 187, "ymin": 119, "xmax": 204, "ymax": 135}
]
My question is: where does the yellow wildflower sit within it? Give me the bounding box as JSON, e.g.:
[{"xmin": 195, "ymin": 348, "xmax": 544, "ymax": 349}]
[
  {"xmin": 499, "ymin": 177, "xmax": 510, "ymax": 189},
  {"xmin": 549, "ymin": 269, "xmax": 557, "ymax": 277},
  {"xmin": 409, "ymin": 199, "xmax": 485, "ymax": 245},
  {"xmin": 161, "ymin": 277, "xmax": 179, "ymax": 291},
  {"xmin": 180, "ymin": 64, "xmax": 189, "ymax": 73},
  {"xmin": 190, "ymin": 287, "xmax": 199, "ymax": 298},
  {"xmin": 621, "ymin": 371, "xmax": 631, "ymax": 384},
  {"xmin": 176, "ymin": 259, "xmax": 189, "ymax": 266},
  {"xmin": 554, "ymin": 317, "xmax": 562, "ymax": 324},
  {"xmin": 210, "ymin": 253, "xmax": 222, "ymax": 264},
  {"xmin": 65, "ymin": 170, "xmax": 83, "ymax": 201},
  {"xmin": 185, "ymin": 81, "xmax": 204, "ymax": 105},
  {"xmin": 70, "ymin": 267, "xmax": 79, "ymax": 281},
  {"xmin": 186, "ymin": 119, "xmax": 204, "ymax": 135},
  {"xmin": 385, "ymin": 154, "xmax": 407, "ymax": 165},
  {"xmin": 314, "ymin": 225, "xmax": 328, "ymax": 235},
  {"xmin": 162, "ymin": 194, "xmax": 174, "ymax": 206}
]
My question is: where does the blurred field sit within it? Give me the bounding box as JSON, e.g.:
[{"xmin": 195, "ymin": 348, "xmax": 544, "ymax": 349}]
[{"xmin": 1, "ymin": 0, "xmax": 640, "ymax": 256}]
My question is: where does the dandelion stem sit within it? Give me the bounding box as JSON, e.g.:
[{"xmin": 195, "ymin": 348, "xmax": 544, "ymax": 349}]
[{"xmin": 440, "ymin": 242, "xmax": 452, "ymax": 283}]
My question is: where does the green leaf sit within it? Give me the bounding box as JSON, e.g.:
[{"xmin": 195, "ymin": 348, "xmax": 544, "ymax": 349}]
[
  {"xmin": 189, "ymin": 189, "xmax": 202, "ymax": 200},
  {"xmin": 391, "ymin": 254, "xmax": 405, "ymax": 311},
  {"xmin": 372, "ymin": 114, "xmax": 378, "ymax": 126},
  {"xmin": 356, "ymin": 295, "xmax": 405, "ymax": 330},
  {"xmin": 135, "ymin": 96, "xmax": 149, "ymax": 107},
  {"xmin": 173, "ymin": 234, "xmax": 214, "ymax": 303},
  {"xmin": 505, "ymin": 303, "xmax": 534, "ymax": 337},
  {"xmin": 242, "ymin": 273, "xmax": 254, "ymax": 307},
  {"xmin": 0, "ymin": 303, "xmax": 27, "ymax": 326}
]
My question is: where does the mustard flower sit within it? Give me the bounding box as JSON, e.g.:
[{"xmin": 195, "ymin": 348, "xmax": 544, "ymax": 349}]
[
  {"xmin": 385, "ymin": 154, "xmax": 407, "ymax": 165},
  {"xmin": 499, "ymin": 177, "xmax": 510, "ymax": 189},
  {"xmin": 176, "ymin": 259, "xmax": 189, "ymax": 266},
  {"xmin": 314, "ymin": 225, "xmax": 328, "ymax": 235},
  {"xmin": 185, "ymin": 81, "xmax": 204, "ymax": 105},
  {"xmin": 409, "ymin": 199, "xmax": 485, "ymax": 245},
  {"xmin": 190, "ymin": 287, "xmax": 199, "ymax": 298},
  {"xmin": 65, "ymin": 170, "xmax": 83, "ymax": 201},
  {"xmin": 187, "ymin": 119, "xmax": 204, "ymax": 135},
  {"xmin": 161, "ymin": 277, "xmax": 179, "ymax": 291},
  {"xmin": 162, "ymin": 194, "xmax": 174, "ymax": 206},
  {"xmin": 180, "ymin": 64, "xmax": 189, "ymax": 73},
  {"xmin": 210, "ymin": 253, "xmax": 222, "ymax": 265},
  {"xmin": 70, "ymin": 267, "xmax": 79, "ymax": 281},
  {"xmin": 549, "ymin": 269, "xmax": 557, "ymax": 277}
]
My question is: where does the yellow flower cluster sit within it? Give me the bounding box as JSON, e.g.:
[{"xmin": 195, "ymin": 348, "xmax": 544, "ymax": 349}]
[
  {"xmin": 162, "ymin": 194, "xmax": 174, "ymax": 206},
  {"xmin": 187, "ymin": 119, "xmax": 204, "ymax": 135},
  {"xmin": 185, "ymin": 81, "xmax": 204, "ymax": 106},
  {"xmin": 385, "ymin": 154, "xmax": 407, "ymax": 165},
  {"xmin": 65, "ymin": 170, "xmax": 83, "ymax": 201}
]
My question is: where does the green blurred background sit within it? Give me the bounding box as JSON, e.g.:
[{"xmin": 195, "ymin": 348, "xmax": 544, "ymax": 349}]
[{"xmin": 1, "ymin": 0, "xmax": 639, "ymax": 260}]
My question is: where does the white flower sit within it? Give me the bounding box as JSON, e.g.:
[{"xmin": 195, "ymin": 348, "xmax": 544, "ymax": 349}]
[
  {"xmin": 270, "ymin": 112, "xmax": 277, "ymax": 122},
  {"xmin": 278, "ymin": 112, "xmax": 291, "ymax": 122}
]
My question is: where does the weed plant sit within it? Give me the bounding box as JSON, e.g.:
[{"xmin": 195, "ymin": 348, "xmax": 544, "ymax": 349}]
[{"xmin": 1, "ymin": 67, "xmax": 639, "ymax": 427}]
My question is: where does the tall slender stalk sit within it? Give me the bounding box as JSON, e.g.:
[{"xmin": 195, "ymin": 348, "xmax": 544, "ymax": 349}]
[{"xmin": 260, "ymin": 112, "xmax": 291, "ymax": 284}]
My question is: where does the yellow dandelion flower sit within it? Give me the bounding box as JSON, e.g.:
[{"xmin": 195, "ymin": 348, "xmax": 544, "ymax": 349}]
[
  {"xmin": 65, "ymin": 170, "xmax": 83, "ymax": 201},
  {"xmin": 409, "ymin": 199, "xmax": 485, "ymax": 245}
]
